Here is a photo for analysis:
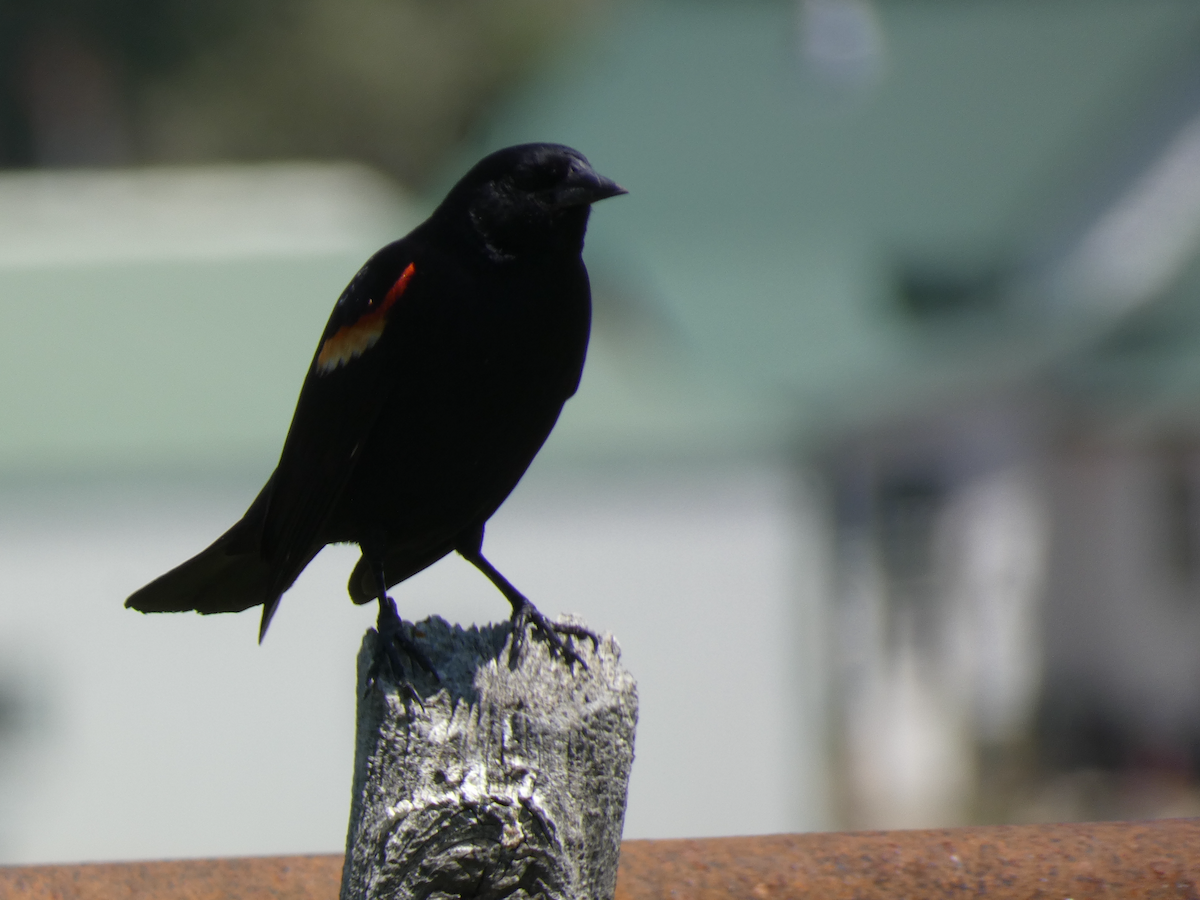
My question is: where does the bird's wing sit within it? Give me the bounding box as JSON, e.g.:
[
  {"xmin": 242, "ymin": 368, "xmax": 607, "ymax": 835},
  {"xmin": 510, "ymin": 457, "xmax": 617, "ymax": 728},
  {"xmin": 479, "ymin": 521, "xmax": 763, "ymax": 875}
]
[{"xmin": 254, "ymin": 240, "xmax": 421, "ymax": 634}]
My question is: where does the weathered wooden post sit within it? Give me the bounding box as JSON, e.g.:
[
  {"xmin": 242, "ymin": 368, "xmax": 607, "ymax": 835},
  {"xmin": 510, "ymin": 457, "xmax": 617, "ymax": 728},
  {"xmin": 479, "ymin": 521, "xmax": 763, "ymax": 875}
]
[{"xmin": 340, "ymin": 616, "xmax": 638, "ymax": 900}]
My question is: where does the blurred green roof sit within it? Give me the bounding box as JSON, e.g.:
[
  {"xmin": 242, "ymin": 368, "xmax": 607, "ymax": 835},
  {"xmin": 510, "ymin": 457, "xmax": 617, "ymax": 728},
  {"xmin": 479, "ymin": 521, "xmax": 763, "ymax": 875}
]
[
  {"xmin": 9, "ymin": 0, "xmax": 1200, "ymax": 477},
  {"xmin": 0, "ymin": 164, "xmax": 420, "ymax": 475},
  {"xmin": 473, "ymin": 0, "xmax": 1200, "ymax": 444},
  {"xmin": 0, "ymin": 159, "xmax": 782, "ymax": 476}
]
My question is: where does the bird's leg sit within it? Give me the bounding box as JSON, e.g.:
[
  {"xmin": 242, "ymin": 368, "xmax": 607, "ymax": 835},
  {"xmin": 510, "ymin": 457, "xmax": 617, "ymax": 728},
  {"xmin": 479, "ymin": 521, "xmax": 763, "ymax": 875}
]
[
  {"xmin": 364, "ymin": 558, "xmax": 438, "ymax": 691},
  {"xmin": 457, "ymin": 537, "xmax": 597, "ymax": 668}
]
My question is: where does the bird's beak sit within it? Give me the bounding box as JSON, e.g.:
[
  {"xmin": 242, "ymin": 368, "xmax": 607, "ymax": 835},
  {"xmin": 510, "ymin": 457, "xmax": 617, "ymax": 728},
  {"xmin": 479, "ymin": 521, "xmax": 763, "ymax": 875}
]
[{"xmin": 552, "ymin": 163, "xmax": 628, "ymax": 208}]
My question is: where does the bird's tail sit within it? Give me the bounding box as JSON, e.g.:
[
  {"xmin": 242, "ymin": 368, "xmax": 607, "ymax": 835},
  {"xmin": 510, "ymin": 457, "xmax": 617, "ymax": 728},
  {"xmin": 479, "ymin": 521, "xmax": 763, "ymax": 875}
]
[
  {"xmin": 125, "ymin": 523, "xmax": 276, "ymax": 617},
  {"xmin": 125, "ymin": 478, "xmax": 285, "ymax": 639}
]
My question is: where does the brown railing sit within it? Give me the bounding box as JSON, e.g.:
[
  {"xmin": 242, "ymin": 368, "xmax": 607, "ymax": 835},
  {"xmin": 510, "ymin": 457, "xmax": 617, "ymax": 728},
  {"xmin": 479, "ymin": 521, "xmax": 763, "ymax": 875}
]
[{"xmin": 1, "ymin": 818, "xmax": 1196, "ymax": 898}]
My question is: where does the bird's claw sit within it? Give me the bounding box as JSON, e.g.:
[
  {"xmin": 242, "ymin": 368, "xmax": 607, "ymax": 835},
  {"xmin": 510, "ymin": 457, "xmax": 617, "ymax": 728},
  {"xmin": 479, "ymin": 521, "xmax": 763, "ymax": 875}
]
[
  {"xmin": 508, "ymin": 602, "xmax": 598, "ymax": 670},
  {"xmin": 365, "ymin": 597, "xmax": 440, "ymax": 695},
  {"xmin": 364, "ymin": 660, "xmax": 426, "ymax": 707}
]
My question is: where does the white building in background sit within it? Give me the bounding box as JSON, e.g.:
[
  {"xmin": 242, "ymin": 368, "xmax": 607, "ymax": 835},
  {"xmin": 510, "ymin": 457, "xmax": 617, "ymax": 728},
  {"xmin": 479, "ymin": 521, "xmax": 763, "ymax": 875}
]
[
  {"xmin": 828, "ymin": 406, "xmax": 1052, "ymax": 828},
  {"xmin": 477, "ymin": 0, "xmax": 1200, "ymax": 829}
]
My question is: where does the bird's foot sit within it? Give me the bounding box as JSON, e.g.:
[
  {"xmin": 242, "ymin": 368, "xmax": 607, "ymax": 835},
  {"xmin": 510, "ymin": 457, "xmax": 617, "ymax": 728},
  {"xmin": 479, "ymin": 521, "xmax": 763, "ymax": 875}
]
[
  {"xmin": 365, "ymin": 595, "xmax": 439, "ymax": 694},
  {"xmin": 509, "ymin": 600, "xmax": 599, "ymax": 670}
]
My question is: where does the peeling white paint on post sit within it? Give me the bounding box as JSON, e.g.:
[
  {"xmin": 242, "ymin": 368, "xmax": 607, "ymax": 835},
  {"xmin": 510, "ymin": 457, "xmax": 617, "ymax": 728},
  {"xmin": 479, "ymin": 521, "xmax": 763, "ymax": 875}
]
[{"xmin": 340, "ymin": 616, "xmax": 638, "ymax": 900}]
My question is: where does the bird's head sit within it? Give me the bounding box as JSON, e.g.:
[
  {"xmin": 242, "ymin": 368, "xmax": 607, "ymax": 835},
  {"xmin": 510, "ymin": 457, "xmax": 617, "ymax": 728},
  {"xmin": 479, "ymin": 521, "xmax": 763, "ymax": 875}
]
[{"xmin": 436, "ymin": 143, "xmax": 626, "ymax": 260}]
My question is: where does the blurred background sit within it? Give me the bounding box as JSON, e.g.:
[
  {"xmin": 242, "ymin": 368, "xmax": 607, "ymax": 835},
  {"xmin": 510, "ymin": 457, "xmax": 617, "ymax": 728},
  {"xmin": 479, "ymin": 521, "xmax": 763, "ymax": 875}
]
[{"xmin": 1, "ymin": 0, "xmax": 1200, "ymax": 864}]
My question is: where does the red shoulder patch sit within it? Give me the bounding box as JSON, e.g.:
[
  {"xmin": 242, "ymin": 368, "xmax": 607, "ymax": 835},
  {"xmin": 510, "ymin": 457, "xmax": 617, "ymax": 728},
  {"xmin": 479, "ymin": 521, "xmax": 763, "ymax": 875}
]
[{"xmin": 316, "ymin": 262, "xmax": 415, "ymax": 374}]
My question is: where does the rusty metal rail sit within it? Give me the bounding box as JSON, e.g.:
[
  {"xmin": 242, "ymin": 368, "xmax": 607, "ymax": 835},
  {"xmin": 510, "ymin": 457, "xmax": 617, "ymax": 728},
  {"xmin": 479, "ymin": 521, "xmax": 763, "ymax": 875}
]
[{"xmin": 0, "ymin": 818, "xmax": 1196, "ymax": 898}]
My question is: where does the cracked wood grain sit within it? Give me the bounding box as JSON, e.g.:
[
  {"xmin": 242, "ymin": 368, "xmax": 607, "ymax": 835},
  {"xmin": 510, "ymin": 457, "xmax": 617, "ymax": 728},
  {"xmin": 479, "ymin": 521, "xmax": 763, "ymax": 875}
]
[{"xmin": 340, "ymin": 616, "xmax": 638, "ymax": 900}]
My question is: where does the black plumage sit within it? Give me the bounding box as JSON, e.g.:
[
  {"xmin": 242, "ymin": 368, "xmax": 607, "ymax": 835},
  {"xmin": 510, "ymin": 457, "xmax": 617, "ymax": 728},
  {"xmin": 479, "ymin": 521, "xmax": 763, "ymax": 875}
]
[{"xmin": 126, "ymin": 143, "xmax": 625, "ymax": 670}]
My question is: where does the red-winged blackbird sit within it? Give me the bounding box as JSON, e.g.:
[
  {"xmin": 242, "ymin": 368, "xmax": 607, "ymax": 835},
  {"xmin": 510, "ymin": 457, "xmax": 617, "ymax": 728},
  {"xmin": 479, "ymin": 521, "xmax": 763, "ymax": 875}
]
[{"xmin": 126, "ymin": 143, "xmax": 625, "ymax": 672}]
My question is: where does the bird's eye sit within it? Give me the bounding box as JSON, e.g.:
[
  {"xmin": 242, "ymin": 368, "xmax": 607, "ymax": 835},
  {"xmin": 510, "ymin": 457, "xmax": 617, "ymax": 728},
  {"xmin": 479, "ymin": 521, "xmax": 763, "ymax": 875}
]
[{"xmin": 512, "ymin": 158, "xmax": 568, "ymax": 192}]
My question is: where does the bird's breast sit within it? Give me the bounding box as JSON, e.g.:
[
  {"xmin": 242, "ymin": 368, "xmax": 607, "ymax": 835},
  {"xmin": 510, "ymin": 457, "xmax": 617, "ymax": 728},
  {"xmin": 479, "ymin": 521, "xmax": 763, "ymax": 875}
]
[{"xmin": 324, "ymin": 252, "xmax": 590, "ymax": 543}]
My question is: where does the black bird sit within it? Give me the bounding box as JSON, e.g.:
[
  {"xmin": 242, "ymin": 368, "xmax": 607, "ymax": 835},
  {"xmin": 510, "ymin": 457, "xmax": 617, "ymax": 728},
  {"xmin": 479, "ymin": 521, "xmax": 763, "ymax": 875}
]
[{"xmin": 126, "ymin": 143, "xmax": 625, "ymax": 672}]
